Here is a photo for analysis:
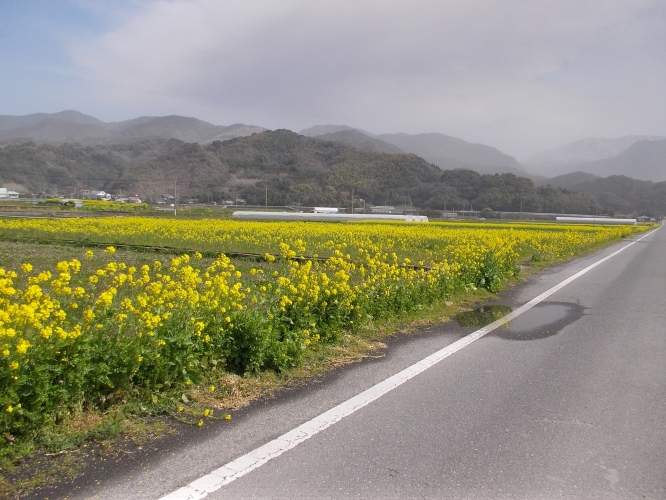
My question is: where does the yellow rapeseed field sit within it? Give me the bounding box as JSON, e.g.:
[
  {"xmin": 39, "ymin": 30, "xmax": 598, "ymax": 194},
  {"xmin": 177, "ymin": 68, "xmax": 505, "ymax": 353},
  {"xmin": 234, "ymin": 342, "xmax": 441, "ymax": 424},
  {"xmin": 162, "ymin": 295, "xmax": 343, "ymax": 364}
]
[{"xmin": 0, "ymin": 217, "xmax": 644, "ymax": 439}]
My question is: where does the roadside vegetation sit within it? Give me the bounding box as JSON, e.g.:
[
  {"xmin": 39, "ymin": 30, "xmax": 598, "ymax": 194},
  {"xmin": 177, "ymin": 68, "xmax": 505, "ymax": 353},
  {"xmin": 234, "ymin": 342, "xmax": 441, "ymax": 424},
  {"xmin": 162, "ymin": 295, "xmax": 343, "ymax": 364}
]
[{"xmin": 0, "ymin": 217, "xmax": 650, "ymax": 496}]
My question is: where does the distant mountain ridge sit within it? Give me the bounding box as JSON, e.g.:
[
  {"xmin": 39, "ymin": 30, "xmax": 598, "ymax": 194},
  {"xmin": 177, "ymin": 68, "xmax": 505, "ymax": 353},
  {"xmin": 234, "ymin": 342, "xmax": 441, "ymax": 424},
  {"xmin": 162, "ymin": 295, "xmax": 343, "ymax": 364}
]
[
  {"xmin": 0, "ymin": 110, "xmax": 105, "ymax": 131},
  {"xmin": 524, "ymin": 135, "xmax": 665, "ymax": 177},
  {"xmin": 376, "ymin": 132, "xmax": 526, "ymax": 175},
  {"xmin": 300, "ymin": 124, "xmax": 366, "ymax": 136},
  {"xmin": 313, "ymin": 130, "xmax": 404, "ymax": 154},
  {"xmin": 2, "ymin": 112, "xmax": 526, "ymax": 177},
  {"xmin": 6, "ymin": 112, "xmax": 663, "ymax": 186},
  {"xmin": 570, "ymin": 139, "xmax": 666, "ymax": 182},
  {"xmin": 301, "ymin": 125, "xmax": 526, "ymax": 176},
  {"xmin": 0, "ymin": 111, "xmax": 266, "ymax": 146},
  {"xmin": 535, "ymin": 171, "xmax": 600, "ymax": 189}
]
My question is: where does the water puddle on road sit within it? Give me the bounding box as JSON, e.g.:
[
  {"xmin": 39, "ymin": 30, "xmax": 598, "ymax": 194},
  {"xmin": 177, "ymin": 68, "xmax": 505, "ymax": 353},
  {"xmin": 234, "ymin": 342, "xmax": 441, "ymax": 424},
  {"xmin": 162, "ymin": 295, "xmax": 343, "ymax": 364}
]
[
  {"xmin": 454, "ymin": 305, "xmax": 513, "ymax": 328},
  {"xmin": 495, "ymin": 302, "xmax": 586, "ymax": 341},
  {"xmin": 455, "ymin": 302, "xmax": 586, "ymax": 341}
]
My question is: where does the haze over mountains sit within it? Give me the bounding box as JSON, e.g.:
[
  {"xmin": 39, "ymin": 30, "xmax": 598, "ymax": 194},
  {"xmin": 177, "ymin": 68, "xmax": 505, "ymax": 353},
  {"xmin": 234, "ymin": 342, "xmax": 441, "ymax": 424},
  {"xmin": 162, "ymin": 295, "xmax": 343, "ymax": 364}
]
[
  {"xmin": 1, "ymin": 110, "xmax": 665, "ymax": 186},
  {"xmin": 302, "ymin": 125, "xmax": 527, "ymax": 176},
  {"xmin": 524, "ymin": 135, "xmax": 666, "ymax": 180},
  {"xmin": 560, "ymin": 139, "xmax": 666, "ymax": 182},
  {"xmin": 302, "ymin": 125, "xmax": 666, "ymax": 183}
]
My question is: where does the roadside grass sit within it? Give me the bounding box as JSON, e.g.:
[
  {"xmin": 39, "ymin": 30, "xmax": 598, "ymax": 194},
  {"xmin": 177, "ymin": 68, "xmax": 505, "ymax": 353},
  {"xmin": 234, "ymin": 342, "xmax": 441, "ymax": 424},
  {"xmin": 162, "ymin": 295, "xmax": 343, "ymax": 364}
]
[
  {"xmin": 1, "ymin": 409, "xmax": 170, "ymax": 500},
  {"xmin": 0, "ymin": 225, "xmax": 653, "ymax": 498}
]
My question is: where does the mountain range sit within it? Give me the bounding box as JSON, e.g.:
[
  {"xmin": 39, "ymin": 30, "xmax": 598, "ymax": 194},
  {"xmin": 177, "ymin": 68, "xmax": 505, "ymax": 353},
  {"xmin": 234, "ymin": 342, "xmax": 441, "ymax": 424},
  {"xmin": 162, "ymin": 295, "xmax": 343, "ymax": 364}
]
[
  {"xmin": 0, "ymin": 130, "xmax": 599, "ymax": 216},
  {"xmin": 3, "ymin": 111, "xmax": 663, "ymax": 182},
  {"xmin": 0, "ymin": 112, "xmax": 528, "ymax": 177},
  {"xmin": 0, "ymin": 111, "xmax": 266, "ymax": 146},
  {"xmin": 301, "ymin": 125, "xmax": 527, "ymax": 176},
  {"xmin": 302, "ymin": 126, "xmax": 666, "ymax": 183},
  {"xmin": 0, "ymin": 110, "xmax": 664, "ymax": 214},
  {"xmin": 563, "ymin": 139, "xmax": 666, "ymax": 182},
  {"xmin": 523, "ymin": 135, "xmax": 666, "ymax": 181}
]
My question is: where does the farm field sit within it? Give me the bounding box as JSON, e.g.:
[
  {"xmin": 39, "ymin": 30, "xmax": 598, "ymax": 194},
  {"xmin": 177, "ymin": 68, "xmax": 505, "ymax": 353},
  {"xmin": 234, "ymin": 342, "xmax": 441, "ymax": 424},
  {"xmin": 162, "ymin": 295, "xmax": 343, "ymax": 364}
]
[{"xmin": 0, "ymin": 217, "xmax": 650, "ymax": 482}]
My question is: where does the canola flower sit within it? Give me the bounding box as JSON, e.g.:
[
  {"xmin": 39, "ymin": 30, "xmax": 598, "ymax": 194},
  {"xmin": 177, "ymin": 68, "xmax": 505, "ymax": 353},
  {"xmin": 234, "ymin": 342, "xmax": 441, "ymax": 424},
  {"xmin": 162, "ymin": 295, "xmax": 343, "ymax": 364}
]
[{"xmin": 0, "ymin": 217, "xmax": 645, "ymax": 440}]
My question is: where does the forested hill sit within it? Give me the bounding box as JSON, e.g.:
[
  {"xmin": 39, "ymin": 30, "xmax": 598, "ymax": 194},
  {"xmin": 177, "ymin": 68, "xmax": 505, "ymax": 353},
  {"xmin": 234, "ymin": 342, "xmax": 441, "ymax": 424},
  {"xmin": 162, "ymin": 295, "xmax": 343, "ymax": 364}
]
[
  {"xmin": 1, "ymin": 129, "xmax": 599, "ymax": 214},
  {"xmin": 549, "ymin": 174, "xmax": 666, "ymax": 218}
]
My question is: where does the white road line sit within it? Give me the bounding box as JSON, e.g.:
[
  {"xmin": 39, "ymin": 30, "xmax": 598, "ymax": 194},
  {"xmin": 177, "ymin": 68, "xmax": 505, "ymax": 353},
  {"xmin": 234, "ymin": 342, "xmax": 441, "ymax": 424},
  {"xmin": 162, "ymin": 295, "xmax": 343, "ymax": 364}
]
[{"xmin": 160, "ymin": 229, "xmax": 657, "ymax": 500}]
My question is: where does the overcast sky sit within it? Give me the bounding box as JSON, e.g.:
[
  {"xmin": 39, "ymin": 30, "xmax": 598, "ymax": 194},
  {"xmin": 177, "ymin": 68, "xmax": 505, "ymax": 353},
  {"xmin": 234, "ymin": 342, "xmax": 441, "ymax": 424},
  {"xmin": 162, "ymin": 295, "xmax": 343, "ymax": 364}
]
[{"xmin": 1, "ymin": 0, "xmax": 665, "ymax": 158}]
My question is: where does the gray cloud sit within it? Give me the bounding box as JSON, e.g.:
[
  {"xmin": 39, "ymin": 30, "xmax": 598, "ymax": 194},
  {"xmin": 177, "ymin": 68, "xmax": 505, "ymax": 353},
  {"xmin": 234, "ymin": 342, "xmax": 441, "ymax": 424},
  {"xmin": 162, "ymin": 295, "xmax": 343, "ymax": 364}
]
[{"xmin": 71, "ymin": 0, "xmax": 666, "ymax": 157}]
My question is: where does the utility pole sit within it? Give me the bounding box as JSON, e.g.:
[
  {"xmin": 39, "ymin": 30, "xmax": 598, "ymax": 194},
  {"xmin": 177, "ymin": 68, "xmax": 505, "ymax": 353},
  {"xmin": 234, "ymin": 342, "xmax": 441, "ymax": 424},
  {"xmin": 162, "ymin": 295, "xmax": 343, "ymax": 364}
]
[
  {"xmin": 351, "ymin": 188, "xmax": 354, "ymax": 214},
  {"xmin": 174, "ymin": 178, "xmax": 177, "ymax": 217},
  {"xmin": 265, "ymin": 182, "xmax": 268, "ymax": 212}
]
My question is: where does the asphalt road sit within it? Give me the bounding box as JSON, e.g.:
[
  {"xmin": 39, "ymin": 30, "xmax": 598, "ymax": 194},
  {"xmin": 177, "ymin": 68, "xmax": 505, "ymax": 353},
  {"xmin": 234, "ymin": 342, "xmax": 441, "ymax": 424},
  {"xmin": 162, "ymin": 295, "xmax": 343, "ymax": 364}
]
[{"xmin": 72, "ymin": 227, "xmax": 665, "ymax": 500}]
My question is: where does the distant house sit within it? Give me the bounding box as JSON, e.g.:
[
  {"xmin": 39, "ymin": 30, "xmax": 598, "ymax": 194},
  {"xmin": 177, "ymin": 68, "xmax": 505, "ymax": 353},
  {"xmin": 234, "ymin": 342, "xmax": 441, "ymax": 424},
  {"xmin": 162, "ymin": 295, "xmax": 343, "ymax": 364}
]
[
  {"xmin": 128, "ymin": 194, "xmax": 142, "ymax": 204},
  {"xmin": 313, "ymin": 207, "xmax": 338, "ymax": 214},
  {"xmin": 0, "ymin": 188, "xmax": 19, "ymax": 199},
  {"xmin": 82, "ymin": 190, "xmax": 111, "ymax": 201}
]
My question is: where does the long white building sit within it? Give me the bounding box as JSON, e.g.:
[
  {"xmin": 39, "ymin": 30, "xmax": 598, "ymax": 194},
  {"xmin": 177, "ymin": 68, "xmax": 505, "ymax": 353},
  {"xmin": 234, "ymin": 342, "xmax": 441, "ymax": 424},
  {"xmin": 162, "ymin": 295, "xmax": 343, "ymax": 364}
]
[{"xmin": 232, "ymin": 211, "xmax": 428, "ymax": 222}]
